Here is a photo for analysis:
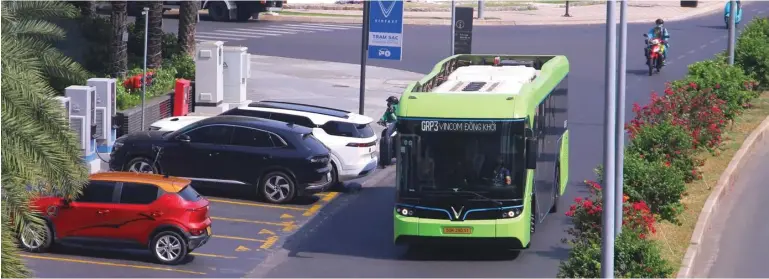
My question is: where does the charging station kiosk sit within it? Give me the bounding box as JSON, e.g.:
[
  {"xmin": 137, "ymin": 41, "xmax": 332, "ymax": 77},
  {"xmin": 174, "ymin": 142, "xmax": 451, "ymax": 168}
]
[
  {"xmin": 53, "ymin": 96, "xmax": 72, "ymax": 121},
  {"xmin": 87, "ymin": 78, "xmax": 117, "ymax": 158},
  {"xmin": 222, "ymin": 46, "xmax": 252, "ymax": 109},
  {"xmin": 65, "ymin": 85, "xmax": 100, "ymax": 174},
  {"xmin": 195, "ymin": 41, "xmax": 227, "ymax": 114}
]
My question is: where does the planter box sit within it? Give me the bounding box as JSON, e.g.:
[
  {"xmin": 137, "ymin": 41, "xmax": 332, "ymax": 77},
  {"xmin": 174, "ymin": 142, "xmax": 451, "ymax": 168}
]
[
  {"xmin": 115, "ymin": 92, "xmax": 174, "ymax": 137},
  {"xmin": 681, "ymin": 1, "xmax": 698, "ymax": 8}
]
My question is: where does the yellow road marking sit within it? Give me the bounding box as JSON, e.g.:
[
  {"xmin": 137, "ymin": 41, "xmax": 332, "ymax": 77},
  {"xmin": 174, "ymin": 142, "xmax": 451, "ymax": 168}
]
[
  {"xmin": 259, "ymin": 236, "xmax": 279, "ymax": 250},
  {"xmin": 235, "ymin": 245, "xmax": 251, "ymax": 252},
  {"xmin": 206, "ymin": 198, "xmax": 305, "ymax": 211},
  {"xmin": 213, "ymin": 234, "xmax": 266, "ymax": 243},
  {"xmin": 321, "ymin": 192, "xmax": 339, "ymax": 202},
  {"xmin": 302, "ymin": 204, "xmax": 322, "ymax": 217},
  {"xmin": 258, "ymin": 229, "xmax": 275, "ymax": 236},
  {"xmin": 189, "ymin": 252, "xmax": 237, "ymax": 259},
  {"xmin": 20, "ymin": 254, "xmax": 206, "ymax": 275},
  {"xmin": 211, "ymin": 216, "xmax": 296, "ymax": 232},
  {"xmin": 280, "ymin": 213, "xmax": 294, "ymax": 219}
]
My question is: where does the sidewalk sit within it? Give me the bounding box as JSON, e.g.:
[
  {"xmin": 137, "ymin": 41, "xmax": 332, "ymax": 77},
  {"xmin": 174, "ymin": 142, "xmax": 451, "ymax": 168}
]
[
  {"xmin": 191, "ymin": 55, "xmax": 423, "ymax": 133},
  {"xmin": 264, "ymin": 0, "xmax": 727, "ymax": 26}
]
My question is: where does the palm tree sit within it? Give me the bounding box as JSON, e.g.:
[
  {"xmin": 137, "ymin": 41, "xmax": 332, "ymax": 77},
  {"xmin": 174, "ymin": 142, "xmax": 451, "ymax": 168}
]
[
  {"xmin": 178, "ymin": 1, "xmax": 199, "ymax": 56},
  {"xmin": 1, "ymin": 1, "xmax": 90, "ymax": 277},
  {"xmin": 147, "ymin": 1, "xmax": 164, "ymax": 68},
  {"xmin": 110, "ymin": 1, "xmax": 128, "ymax": 78}
]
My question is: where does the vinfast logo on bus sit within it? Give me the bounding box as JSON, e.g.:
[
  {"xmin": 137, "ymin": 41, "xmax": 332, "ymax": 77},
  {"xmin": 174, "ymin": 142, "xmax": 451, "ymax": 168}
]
[{"xmin": 420, "ymin": 121, "xmax": 497, "ymax": 133}]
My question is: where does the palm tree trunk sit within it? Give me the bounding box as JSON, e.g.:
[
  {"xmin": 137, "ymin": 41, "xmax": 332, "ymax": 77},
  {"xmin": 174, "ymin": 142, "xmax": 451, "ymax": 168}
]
[
  {"xmin": 147, "ymin": 1, "xmax": 164, "ymax": 68},
  {"xmin": 72, "ymin": 0, "xmax": 96, "ymax": 21},
  {"xmin": 110, "ymin": 1, "xmax": 128, "ymax": 78},
  {"xmin": 178, "ymin": 1, "xmax": 199, "ymax": 56}
]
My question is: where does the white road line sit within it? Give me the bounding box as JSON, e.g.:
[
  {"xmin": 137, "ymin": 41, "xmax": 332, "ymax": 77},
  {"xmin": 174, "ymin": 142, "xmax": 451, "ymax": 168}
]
[
  {"xmin": 195, "ymin": 35, "xmax": 246, "ymax": 41},
  {"xmin": 710, "ymin": 38, "xmax": 720, "ymax": 44},
  {"xmin": 282, "ymin": 24, "xmax": 346, "ymax": 31},
  {"xmin": 233, "ymin": 28, "xmax": 298, "ymax": 35},
  {"xmin": 259, "ymin": 26, "xmax": 316, "ymax": 32},
  {"xmin": 700, "ymin": 44, "xmax": 707, "ymax": 49},
  {"xmin": 196, "ymin": 39, "xmax": 227, "ymax": 43},
  {"xmin": 676, "ymin": 55, "xmax": 686, "ymax": 60},
  {"xmin": 296, "ymin": 23, "xmax": 361, "ymax": 29},
  {"xmin": 198, "ymin": 31, "xmax": 264, "ymax": 38},
  {"xmin": 214, "ymin": 29, "xmax": 280, "ymax": 37},
  {"xmin": 687, "ymin": 49, "xmax": 696, "ymax": 54},
  {"xmin": 758, "ymin": 10, "xmax": 765, "ymax": 14}
]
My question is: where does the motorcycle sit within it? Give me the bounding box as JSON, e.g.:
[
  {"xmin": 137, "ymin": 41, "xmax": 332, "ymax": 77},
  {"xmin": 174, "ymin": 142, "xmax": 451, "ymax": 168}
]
[
  {"xmin": 724, "ymin": 2, "xmax": 742, "ymax": 28},
  {"xmin": 643, "ymin": 33, "xmax": 665, "ymax": 76}
]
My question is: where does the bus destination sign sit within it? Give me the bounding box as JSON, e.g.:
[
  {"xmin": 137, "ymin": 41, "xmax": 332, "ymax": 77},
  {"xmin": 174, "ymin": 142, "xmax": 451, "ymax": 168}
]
[{"xmin": 420, "ymin": 120, "xmax": 497, "ymax": 133}]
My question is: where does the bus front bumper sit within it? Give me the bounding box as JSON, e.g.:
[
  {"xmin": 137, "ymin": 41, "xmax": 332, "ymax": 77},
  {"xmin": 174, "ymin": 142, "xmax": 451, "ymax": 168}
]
[{"xmin": 393, "ymin": 214, "xmax": 530, "ymax": 249}]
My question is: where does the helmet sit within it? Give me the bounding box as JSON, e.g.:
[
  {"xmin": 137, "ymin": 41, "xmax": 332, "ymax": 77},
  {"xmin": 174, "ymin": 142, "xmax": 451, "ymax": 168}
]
[
  {"xmin": 386, "ymin": 96, "xmax": 399, "ymax": 104},
  {"xmin": 655, "ymin": 18, "xmax": 664, "ymax": 25}
]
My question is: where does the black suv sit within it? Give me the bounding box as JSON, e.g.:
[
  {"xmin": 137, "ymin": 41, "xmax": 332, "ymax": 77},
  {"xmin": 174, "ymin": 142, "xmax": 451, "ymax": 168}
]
[{"xmin": 109, "ymin": 115, "xmax": 332, "ymax": 204}]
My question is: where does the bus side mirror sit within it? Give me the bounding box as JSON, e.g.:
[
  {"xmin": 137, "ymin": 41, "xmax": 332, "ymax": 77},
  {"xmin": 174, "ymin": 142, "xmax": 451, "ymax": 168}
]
[{"xmin": 525, "ymin": 138, "xmax": 538, "ymax": 169}]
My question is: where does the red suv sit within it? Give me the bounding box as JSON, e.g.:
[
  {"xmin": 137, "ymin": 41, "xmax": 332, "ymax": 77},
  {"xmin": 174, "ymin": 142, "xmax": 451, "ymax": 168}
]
[{"xmin": 19, "ymin": 172, "xmax": 211, "ymax": 265}]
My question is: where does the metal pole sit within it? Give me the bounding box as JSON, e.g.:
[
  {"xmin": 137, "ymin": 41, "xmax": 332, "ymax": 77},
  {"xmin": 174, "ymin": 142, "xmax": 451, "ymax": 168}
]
[
  {"xmin": 602, "ymin": 0, "xmax": 617, "ymax": 278},
  {"xmin": 141, "ymin": 7, "xmax": 149, "ymax": 130},
  {"xmin": 478, "ymin": 0, "xmax": 484, "ymax": 19},
  {"xmin": 451, "ymin": 0, "xmax": 456, "ymax": 55},
  {"xmin": 563, "ymin": 1, "xmax": 571, "ymax": 17},
  {"xmin": 359, "ymin": 1, "xmax": 370, "ymax": 115},
  {"xmin": 727, "ymin": 0, "xmax": 736, "ymax": 65},
  {"xmin": 614, "ymin": 0, "xmax": 627, "ymax": 237}
]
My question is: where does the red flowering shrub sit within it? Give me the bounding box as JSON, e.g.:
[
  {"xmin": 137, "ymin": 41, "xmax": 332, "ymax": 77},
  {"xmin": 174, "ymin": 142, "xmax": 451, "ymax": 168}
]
[
  {"xmin": 678, "ymin": 59, "xmax": 759, "ymax": 119},
  {"xmin": 627, "ymin": 120, "xmax": 702, "ymax": 182},
  {"xmin": 564, "ymin": 180, "xmax": 657, "ymax": 243},
  {"xmin": 628, "ymin": 82, "xmax": 729, "ymax": 152}
]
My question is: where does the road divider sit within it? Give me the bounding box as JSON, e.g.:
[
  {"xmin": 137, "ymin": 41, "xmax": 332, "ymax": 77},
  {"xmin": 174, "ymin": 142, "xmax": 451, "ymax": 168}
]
[{"xmin": 20, "ymin": 254, "xmax": 206, "ymax": 275}]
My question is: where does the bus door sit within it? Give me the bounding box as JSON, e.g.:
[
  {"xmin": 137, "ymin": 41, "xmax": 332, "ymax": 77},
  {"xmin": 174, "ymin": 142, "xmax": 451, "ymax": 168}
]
[{"xmin": 396, "ymin": 134, "xmax": 420, "ymax": 197}]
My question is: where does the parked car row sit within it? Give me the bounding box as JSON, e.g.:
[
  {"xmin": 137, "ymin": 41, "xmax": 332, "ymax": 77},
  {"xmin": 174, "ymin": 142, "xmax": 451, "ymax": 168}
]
[{"xmin": 134, "ymin": 100, "xmax": 379, "ymax": 204}]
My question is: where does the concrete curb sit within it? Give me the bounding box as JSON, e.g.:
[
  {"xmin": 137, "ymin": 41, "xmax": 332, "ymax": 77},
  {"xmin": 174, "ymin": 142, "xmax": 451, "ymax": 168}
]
[
  {"xmin": 261, "ymin": 2, "xmax": 723, "ymax": 26},
  {"xmin": 677, "ymin": 115, "xmax": 769, "ymax": 278}
]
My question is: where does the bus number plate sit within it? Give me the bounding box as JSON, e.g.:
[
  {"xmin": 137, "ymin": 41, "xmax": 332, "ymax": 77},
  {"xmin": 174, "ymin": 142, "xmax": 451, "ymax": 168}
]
[{"xmin": 442, "ymin": 227, "xmax": 472, "ymax": 234}]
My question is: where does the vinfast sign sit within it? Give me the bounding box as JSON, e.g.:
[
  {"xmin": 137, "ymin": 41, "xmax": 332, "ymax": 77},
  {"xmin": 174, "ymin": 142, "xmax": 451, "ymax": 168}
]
[
  {"xmin": 420, "ymin": 121, "xmax": 497, "ymax": 133},
  {"xmin": 368, "ymin": 0, "xmax": 404, "ymax": 61}
]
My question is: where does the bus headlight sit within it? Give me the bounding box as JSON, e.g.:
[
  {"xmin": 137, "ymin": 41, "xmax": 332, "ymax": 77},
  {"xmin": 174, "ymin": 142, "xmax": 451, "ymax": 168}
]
[
  {"xmin": 502, "ymin": 208, "xmax": 522, "ymax": 218},
  {"xmin": 396, "ymin": 207, "xmax": 414, "ymax": 216}
]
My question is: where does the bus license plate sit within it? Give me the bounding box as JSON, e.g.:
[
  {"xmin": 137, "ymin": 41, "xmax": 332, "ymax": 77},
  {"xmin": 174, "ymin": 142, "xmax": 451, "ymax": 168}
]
[
  {"xmin": 206, "ymin": 226, "xmax": 212, "ymax": 235},
  {"xmin": 442, "ymin": 227, "xmax": 472, "ymax": 234}
]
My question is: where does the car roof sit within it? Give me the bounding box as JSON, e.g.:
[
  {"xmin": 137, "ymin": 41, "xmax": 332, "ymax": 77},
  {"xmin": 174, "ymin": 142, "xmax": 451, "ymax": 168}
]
[
  {"xmin": 242, "ymin": 101, "xmax": 373, "ymax": 125},
  {"xmin": 90, "ymin": 172, "xmax": 191, "ymax": 193},
  {"xmin": 196, "ymin": 115, "xmax": 313, "ymax": 134}
]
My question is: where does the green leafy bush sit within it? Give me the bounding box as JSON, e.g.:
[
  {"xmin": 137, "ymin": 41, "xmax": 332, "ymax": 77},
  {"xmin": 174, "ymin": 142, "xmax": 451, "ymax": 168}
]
[
  {"xmin": 627, "ymin": 120, "xmax": 701, "ymax": 182},
  {"xmin": 165, "ymin": 54, "xmax": 195, "ymax": 80},
  {"xmin": 735, "ymin": 17, "xmax": 769, "ymax": 88},
  {"xmin": 116, "ymin": 66, "xmax": 178, "ymax": 110},
  {"xmin": 622, "ymin": 152, "xmax": 687, "ymax": 224},
  {"xmin": 127, "ymin": 23, "xmax": 184, "ymax": 68},
  {"xmin": 557, "ymin": 230, "xmax": 674, "ymax": 278},
  {"xmin": 679, "ymin": 59, "xmax": 757, "ymax": 119}
]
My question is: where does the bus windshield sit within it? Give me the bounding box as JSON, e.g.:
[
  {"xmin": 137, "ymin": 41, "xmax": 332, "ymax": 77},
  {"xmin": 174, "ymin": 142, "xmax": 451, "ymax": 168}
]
[{"xmin": 396, "ymin": 119, "xmax": 526, "ymax": 199}]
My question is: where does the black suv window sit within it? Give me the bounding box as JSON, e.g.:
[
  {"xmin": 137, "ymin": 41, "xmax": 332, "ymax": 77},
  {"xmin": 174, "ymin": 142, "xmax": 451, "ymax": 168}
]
[
  {"xmin": 269, "ymin": 113, "xmax": 316, "ymax": 128},
  {"xmin": 76, "ymin": 181, "xmax": 117, "ymax": 203},
  {"xmin": 119, "ymin": 182, "xmax": 159, "ymax": 205},
  {"xmin": 321, "ymin": 121, "xmax": 375, "ymax": 138},
  {"xmin": 230, "ymin": 127, "xmax": 274, "ymax": 147},
  {"xmin": 184, "ymin": 125, "xmax": 233, "ymax": 144},
  {"xmin": 221, "ymin": 108, "xmax": 272, "ymax": 119},
  {"xmin": 301, "ymin": 134, "xmax": 329, "ymax": 152}
]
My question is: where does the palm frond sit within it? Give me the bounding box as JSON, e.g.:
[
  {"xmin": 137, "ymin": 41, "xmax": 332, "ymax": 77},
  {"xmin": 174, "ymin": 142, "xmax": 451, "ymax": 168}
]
[
  {"xmin": 1, "ymin": 18, "xmax": 68, "ymax": 42},
  {"xmin": 1, "ymin": 1, "xmax": 78, "ymax": 22},
  {"xmin": 38, "ymin": 46, "xmax": 92, "ymax": 86},
  {"xmin": 2, "ymin": 218, "xmax": 32, "ymax": 278}
]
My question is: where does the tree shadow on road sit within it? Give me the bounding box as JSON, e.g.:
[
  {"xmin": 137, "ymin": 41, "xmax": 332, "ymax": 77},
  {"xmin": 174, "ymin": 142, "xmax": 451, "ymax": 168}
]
[{"xmin": 698, "ymin": 24, "xmax": 728, "ymax": 30}]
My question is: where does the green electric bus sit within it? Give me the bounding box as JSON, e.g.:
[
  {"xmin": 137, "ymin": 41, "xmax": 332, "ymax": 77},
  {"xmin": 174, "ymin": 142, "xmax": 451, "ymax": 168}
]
[{"xmin": 393, "ymin": 54, "xmax": 570, "ymax": 250}]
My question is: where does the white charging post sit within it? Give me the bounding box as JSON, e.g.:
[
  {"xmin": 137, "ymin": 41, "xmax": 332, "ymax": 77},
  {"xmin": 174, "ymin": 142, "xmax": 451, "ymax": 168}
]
[
  {"xmin": 222, "ymin": 46, "xmax": 252, "ymax": 110},
  {"xmin": 87, "ymin": 78, "xmax": 117, "ymax": 158},
  {"xmin": 65, "ymin": 85, "xmax": 101, "ymax": 174},
  {"xmin": 194, "ymin": 41, "xmax": 227, "ymax": 114}
]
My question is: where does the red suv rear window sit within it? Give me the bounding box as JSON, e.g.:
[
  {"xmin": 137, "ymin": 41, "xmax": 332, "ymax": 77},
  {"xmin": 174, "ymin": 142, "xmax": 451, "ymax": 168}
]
[{"xmin": 177, "ymin": 185, "xmax": 202, "ymax": 202}]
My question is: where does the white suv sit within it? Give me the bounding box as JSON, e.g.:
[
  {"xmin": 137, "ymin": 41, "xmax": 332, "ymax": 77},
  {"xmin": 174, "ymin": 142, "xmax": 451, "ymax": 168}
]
[{"xmin": 149, "ymin": 101, "xmax": 379, "ymax": 185}]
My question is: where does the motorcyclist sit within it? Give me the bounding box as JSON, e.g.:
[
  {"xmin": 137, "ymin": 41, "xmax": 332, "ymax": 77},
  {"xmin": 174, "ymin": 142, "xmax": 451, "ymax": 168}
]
[
  {"xmin": 646, "ymin": 18, "xmax": 670, "ymax": 65},
  {"xmin": 377, "ymin": 96, "xmax": 399, "ymax": 167}
]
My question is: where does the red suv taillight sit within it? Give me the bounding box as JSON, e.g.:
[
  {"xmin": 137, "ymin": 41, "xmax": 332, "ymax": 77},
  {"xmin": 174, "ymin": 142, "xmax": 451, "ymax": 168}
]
[{"xmin": 346, "ymin": 141, "xmax": 376, "ymax": 147}]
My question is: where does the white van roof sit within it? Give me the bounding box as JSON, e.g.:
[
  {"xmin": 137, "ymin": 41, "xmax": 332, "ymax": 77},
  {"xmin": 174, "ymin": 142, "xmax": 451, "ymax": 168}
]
[{"xmin": 431, "ymin": 65, "xmax": 539, "ymax": 95}]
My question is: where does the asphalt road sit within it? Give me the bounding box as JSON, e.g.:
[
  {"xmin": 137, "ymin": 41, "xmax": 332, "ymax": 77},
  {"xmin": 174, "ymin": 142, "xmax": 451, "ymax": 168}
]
[{"xmin": 696, "ymin": 139, "xmax": 769, "ymax": 278}]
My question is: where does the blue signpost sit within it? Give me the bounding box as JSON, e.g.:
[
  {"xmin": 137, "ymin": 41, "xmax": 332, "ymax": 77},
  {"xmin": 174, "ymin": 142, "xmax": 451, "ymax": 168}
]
[{"xmin": 367, "ymin": 0, "xmax": 404, "ymax": 61}]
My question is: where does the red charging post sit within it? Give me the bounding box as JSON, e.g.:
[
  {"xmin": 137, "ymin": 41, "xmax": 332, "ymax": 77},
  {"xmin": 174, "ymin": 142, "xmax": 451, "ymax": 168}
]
[{"xmin": 173, "ymin": 79, "xmax": 191, "ymax": 116}]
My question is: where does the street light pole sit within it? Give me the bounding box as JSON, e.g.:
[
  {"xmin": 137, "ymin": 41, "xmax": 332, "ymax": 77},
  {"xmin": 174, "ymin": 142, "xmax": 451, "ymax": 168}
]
[
  {"xmin": 614, "ymin": 0, "xmax": 628, "ymax": 236},
  {"xmin": 602, "ymin": 0, "xmax": 618, "ymax": 278},
  {"xmin": 141, "ymin": 7, "xmax": 149, "ymax": 130},
  {"xmin": 478, "ymin": 0, "xmax": 484, "ymax": 19},
  {"xmin": 451, "ymin": 0, "xmax": 456, "ymax": 55},
  {"xmin": 359, "ymin": 1, "xmax": 370, "ymax": 115},
  {"xmin": 727, "ymin": 0, "xmax": 736, "ymax": 65}
]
